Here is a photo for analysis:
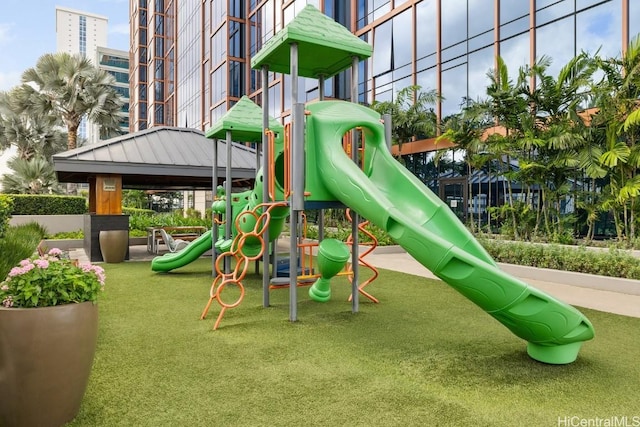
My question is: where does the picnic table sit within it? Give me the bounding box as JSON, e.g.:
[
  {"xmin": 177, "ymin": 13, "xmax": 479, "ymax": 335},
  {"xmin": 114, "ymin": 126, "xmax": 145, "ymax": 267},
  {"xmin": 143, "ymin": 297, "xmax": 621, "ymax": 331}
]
[{"xmin": 146, "ymin": 226, "xmax": 207, "ymax": 254}]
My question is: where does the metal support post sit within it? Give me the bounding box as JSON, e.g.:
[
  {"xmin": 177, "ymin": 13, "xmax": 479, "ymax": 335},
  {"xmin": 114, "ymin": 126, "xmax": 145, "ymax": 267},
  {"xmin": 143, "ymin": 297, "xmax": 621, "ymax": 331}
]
[
  {"xmin": 225, "ymin": 130, "xmax": 233, "ymax": 274},
  {"xmin": 350, "ymin": 56, "xmax": 360, "ymax": 313},
  {"xmin": 212, "ymin": 138, "xmax": 218, "ymax": 277},
  {"xmin": 289, "ymin": 42, "xmax": 300, "ymax": 322},
  {"xmin": 262, "ymin": 65, "xmax": 271, "ymax": 307}
]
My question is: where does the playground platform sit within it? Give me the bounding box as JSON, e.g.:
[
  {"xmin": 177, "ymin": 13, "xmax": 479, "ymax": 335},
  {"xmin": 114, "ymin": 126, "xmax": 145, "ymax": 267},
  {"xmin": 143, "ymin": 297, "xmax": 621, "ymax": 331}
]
[{"xmin": 70, "ymin": 242, "xmax": 640, "ymax": 318}]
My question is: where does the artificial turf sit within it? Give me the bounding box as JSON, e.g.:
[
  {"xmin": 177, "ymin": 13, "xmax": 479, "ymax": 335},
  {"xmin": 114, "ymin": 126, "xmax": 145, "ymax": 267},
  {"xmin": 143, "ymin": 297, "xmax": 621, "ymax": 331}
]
[{"xmin": 69, "ymin": 258, "xmax": 640, "ymax": 426}]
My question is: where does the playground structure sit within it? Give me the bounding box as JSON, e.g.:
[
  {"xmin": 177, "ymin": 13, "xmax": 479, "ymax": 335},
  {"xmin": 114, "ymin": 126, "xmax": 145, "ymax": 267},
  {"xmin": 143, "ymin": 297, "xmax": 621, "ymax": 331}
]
[{"xmin": 161, "ymin": 5, "xmax": 595, "ymax": 364}]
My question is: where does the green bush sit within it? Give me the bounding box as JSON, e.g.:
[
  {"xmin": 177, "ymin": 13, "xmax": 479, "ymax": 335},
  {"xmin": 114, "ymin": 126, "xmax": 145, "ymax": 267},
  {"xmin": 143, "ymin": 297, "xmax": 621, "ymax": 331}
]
[
  {"xmin": 128, "ymin": 212, "xmax": 210, "ymax": 233},
  {"xmin": 123, "ymin": 207, "xmax": 155, "ymax": 216},
  {"xmin": 0, "ymin": 195, "xmax": 14, "ymax": 238},
  {"xmin": 185, "ymin": 208, "xmax": 202, "ymax": 219},
  {"xmin": 0, "ymin": 223, "xmax": 45, "ymax": 280},
  {"xmin": 49, "ymin": 230, "xmax": 84, "ymax": 239},
  {"xmin": 10, "ymin": 194, "xmax": 87, "ymax": 215},
  {"xmin": 479, "ymin": 239, "xmax": 640, "ymax": 280}
]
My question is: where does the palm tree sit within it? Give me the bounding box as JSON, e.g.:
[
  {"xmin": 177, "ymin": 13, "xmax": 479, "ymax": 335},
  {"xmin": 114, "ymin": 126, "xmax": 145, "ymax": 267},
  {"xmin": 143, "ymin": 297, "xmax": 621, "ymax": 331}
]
[
  {"xmin": 1, "ymin": 156, "xmax": 60, "ymax": 194},
  {"xmin": 437, "ymin": 101, "xmax": 492, "ymax": 231},
  {"xmin": 370, "ymin": 85, "xmax": 439, "ymax": 155},
  {"xmin": 523, "ymin": 52, "xmax": 597, "ymax": 239},
  {"xmin": 0, "ymin": 89, "xmax": 67, "ymax": 161},
  {"xmin": 481, "ymin": 56, "xmax": 530, "ymax": 237},
  {"xmin": 15, "ymin": 52, "xmax": 124, "ymax": 151},
  {"xmin": 592, "ymin": 35, "xmax": 640, "ymax": 241}
]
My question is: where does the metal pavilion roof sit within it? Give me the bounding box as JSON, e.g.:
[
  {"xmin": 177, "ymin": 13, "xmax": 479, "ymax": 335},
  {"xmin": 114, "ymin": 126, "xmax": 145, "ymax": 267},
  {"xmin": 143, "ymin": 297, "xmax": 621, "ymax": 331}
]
[{"xmin": 53, "ymin": 127, "xmax": 260, "ymax": 190}]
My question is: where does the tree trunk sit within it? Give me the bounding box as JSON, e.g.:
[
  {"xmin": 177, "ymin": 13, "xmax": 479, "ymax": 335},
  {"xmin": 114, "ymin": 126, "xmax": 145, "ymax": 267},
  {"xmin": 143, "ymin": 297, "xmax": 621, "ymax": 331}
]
[{"xmin": 66, "ymin": 121, "xmax": 79, "ymax": 151}]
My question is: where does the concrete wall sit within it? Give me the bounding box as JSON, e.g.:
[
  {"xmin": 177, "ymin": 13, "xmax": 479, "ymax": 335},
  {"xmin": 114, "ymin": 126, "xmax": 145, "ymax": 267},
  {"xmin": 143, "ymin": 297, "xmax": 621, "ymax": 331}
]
[{"xmin": 9, "ymin": 215, "xmax": 85, "ymax": 235}]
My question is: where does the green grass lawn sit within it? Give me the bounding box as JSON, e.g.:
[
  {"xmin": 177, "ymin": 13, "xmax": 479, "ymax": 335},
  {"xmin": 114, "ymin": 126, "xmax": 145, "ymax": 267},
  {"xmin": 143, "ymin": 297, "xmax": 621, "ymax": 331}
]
[{"xmin": 70, "ymin": 258, "xmax": 640, "ymax": 426}]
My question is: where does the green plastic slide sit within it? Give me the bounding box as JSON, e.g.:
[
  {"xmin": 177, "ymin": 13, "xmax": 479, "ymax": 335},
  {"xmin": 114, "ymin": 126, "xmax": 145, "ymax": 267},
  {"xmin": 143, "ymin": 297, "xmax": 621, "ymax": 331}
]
[
  {"xmin": 151, "ymin": 230, "xmax": 213, "ymax": 272},
  {"xmin": 305, "ymin": 101, "xmax": 595, "ymax": 364}
]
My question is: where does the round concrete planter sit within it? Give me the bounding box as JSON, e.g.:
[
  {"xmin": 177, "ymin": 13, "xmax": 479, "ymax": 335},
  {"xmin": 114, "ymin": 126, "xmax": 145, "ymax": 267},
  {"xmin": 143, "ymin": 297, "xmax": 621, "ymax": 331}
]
[
  {"xmin": 0, "ymin": 302, "xmax": 99, "ymax": 427},
  {"xmin": 99, "ymin": 229, "xmax": 128, "ymax": 263}
]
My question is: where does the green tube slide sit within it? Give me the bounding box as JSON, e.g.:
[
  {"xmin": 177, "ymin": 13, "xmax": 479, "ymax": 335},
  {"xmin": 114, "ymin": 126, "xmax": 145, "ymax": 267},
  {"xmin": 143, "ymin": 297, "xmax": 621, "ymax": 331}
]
[
  {"xmin": 305, "ymin": 100, "xmax": 595, "ymax": 364},
  {"xmin": 151, "ymin": 230, "xmax": 213, "ymax": 272}
]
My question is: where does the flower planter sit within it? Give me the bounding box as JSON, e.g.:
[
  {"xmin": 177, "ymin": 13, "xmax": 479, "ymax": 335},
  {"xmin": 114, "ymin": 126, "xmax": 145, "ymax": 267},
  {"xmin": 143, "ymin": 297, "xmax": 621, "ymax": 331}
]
[{"xmin": 0, "ymin": 302, "xmax": 99, "ymax": 427}]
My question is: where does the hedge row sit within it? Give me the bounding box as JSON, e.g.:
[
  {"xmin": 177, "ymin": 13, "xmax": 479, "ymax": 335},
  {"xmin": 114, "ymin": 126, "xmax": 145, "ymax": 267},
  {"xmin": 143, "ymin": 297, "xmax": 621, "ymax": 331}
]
[
  {"xmin": 480, "ymin": 239, "xmax": 640, "ymax": 280},
  {"xmin": 9, "ymin": 194, "xmax": 87, "ymax": 215},
  {"xmin": 0, "ymin": 195, "xmax": 14, "ymax": 237}
]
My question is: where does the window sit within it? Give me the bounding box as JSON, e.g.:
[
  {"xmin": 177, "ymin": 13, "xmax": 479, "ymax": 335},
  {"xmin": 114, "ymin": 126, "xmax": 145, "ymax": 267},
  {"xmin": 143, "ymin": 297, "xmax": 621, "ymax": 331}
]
[
  {"xmin": 467, "ymin": 46, "xmax": 494, "ymax": 102},
  {"xmin": 500, "ymin": 2, "xmax": 529, "ymax": 25},
  {"xmin": 536, "ymin": 15, "xmax": 575, "ymax": 77},
  {"xmin": 416, "ymin": 0, "xmax": 436, "ymax": 72},
  {"xmin": 229, "ymin": 20, "xmax": 244, "ymax": 58},
  {"xmin": 372, "ymin": 20, "xmax": 391, "ymax": 76},
  {"xmin": 536, "ymin": 0, "xmax": 574, "ymax": 26},
  {"xmin": 576, "ymin": 2, "xmax": 621, "ymax": 58},
  {"xmin": 441, "ymin": 0, "xmax": 466, "ymax": 49},
  {"xmin": 500, "ymin": 32, "xmax": 530, "ymax": 80},
  {"xmin": 229, "ymin": 61, "xmax": 244, "ymax": 98},
  {"xmin": 469, "ymin": 0, "xmax": 494, "ymax": 37},
  {"xmin": 441, "ymin": 63, "xmax": 468, "ymax": 117},
  {"xmin": 392, "ymin": 9, "xmax": 412, "ymax": 69}
]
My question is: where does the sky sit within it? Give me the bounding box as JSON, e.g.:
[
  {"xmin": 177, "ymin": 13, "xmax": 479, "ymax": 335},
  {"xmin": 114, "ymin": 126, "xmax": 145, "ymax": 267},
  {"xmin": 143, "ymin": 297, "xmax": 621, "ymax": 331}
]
[{"xmin": 0, "ymin": 0, "xmax": 130, "ymax": 174}]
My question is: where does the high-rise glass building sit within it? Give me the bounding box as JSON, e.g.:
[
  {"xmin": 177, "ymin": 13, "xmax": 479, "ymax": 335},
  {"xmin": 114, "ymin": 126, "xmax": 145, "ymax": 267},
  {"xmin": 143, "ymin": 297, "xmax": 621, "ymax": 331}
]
[
  {"xmin": 92, "ymin": 47, "xmax": 131, "ymax": 144},
  {"xmin": 129, "ymin": 0, "xmax": 638, "ymax": 151}
]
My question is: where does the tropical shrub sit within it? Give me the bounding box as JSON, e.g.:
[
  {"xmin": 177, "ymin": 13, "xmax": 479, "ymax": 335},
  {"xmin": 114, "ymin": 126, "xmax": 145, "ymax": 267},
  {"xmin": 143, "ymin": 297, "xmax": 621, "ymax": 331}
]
[{"xmin": 0, "ymin": 223, "xmax": 45, "ymax": 280}]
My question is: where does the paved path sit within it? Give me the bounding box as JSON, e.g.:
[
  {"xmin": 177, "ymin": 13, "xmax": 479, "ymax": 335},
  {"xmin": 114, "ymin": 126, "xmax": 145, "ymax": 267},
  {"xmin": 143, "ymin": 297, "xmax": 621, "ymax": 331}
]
[{"xmin": 364, "ymin": 249, "xmax": 640, "ymax": 318}]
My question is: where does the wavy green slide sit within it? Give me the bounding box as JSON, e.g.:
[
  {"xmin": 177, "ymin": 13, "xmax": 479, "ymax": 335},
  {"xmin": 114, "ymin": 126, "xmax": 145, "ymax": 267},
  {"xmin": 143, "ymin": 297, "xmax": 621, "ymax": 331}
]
[
  {"xmin": 151, "ymin": 230, "xmax": 213, "ymax": 272},
  {"xmin": 305, "ymin": 100, "xmax": 595, "ymax": 364}
]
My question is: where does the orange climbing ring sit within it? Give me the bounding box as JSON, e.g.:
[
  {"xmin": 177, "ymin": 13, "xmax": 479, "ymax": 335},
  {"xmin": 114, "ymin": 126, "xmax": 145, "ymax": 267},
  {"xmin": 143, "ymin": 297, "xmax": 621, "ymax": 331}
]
[{"xmin": 200, "ymin": 202, "xmax": 287, "ymax": 329}]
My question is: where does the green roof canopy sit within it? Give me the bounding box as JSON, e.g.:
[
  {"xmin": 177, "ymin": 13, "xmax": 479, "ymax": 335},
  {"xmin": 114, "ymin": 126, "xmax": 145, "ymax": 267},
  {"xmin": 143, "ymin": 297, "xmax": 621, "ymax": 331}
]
[
  {"xmin": 205, "ymin": 95, "xmax": 283, "ymax": 141},
  {"xmin": 250, "ymin": 4, "xmax": 372, "ymax": 78}
]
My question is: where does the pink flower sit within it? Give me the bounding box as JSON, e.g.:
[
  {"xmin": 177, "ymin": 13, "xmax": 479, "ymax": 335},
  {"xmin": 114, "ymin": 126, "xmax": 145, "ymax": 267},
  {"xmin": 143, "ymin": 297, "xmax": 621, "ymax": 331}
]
[
  {"xmin": 1, "ymin": 284, "xmax": 8, "ymax": 291},
  {"xmin": 48, "ymin": 248, "xmax": 63, "ymax": 256},
  {"xmin": 2, "ymin": 296, "xmax": 14, "ymax": 307},
  {"xmin": 81, "ymin": 264, "xmax": 106, "ymax": 286},
  {"xmin": 34, "ymin": 259, "xmax": 49, "ymax": 269},
  {"xmin": 19, "ymin": 259, "xmax": 31, "ymax": 267}
]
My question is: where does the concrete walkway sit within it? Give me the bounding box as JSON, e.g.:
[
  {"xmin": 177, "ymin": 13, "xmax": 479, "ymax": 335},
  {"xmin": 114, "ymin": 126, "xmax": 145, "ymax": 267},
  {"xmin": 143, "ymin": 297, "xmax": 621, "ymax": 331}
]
[
  {"xmin": 72, "ymin": 243, "xmax": 640, "ymax": 318},
  {"xmin": 363, "ymin": 248, "xmax": 640, "ymax": 318}
]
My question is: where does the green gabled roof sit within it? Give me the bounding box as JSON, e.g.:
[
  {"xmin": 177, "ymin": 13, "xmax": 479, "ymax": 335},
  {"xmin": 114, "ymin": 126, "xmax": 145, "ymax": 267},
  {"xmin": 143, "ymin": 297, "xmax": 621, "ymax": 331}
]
[
  {"xmin": 251, "ymin": 4, "xmax": 372, "ymax": 78},
  {"xmin": 205, "ymin": 95, "xmax": 283, "ymax": 142}
]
